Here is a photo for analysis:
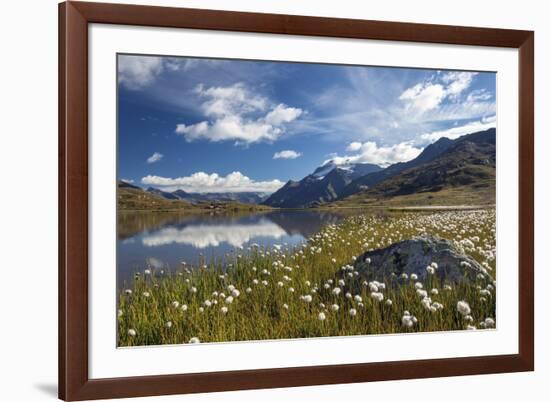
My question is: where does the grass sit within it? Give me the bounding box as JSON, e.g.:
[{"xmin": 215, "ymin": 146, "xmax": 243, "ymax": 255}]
[
  {"xmin": 117, "ymin": 209, "xmax": 496, "ymax": 346},
  {"xmin": 326, "ymin": 183, "xmax": 495, "ymax": 209}
]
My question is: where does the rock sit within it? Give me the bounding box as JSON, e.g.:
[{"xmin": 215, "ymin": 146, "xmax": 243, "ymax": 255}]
[{"xmin": 353, "ymin": 235, "xmax": 491, "ymax": 284}]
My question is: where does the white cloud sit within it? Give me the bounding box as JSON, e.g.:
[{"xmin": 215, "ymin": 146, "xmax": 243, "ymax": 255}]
[
  {"xmin": 265, "ymin": 104, "xmax": 303, "ymax": 125},
  {"xmin": 400, "ymin": 82, "xmax": 446, "ymax": 114},
  {"xmin": 118, "ymin": 56, "xmax": 216, "ymax": 90},
  {"xmin": 467, "ymin": 89, "xmax": 493, "ymax": 102},
  {"xmin": 146, "ymin": 152, "xmax": 163, "ymax": 164},
  {"xmin": 141, "ymin": 171, "xmax": 284, "ymax": 194},
  {"xmin": 142, "ymin": 221, "xmax": 287, "ymax": 248},
  {"xmin": 118, "ymin": 55, "xmax": 164, "ymax": 90},
  {"xmin": 175, "ymin": 83, "xmax": 303, "ymax": 144},
  {"xmin": 120, "ymin": 178, "xmax": 134, "ymax": 183},
  {"xmin": 273, "ymin": 150, "xmax": 302, "ymax": 160},
  {"xmin": 346, "ymin": 142, "xmax": 363, "ymax": 152},
  {"xmin": 399, "ymin": 72, "xmax": 478, "ymax": 115},
  {"xmin": 327, "ymin": 141, "xmax": 424, "ymax": 168},
  {"xmin": 441, "ymin": 72, "xmax": 477, "ymax": 99},
  {"xmin": 420, "ymin": 115, "xmax": 496, "ymax": 143}
]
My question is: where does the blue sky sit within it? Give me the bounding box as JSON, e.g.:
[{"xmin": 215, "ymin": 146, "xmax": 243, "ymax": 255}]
[{"xmin": 118, "ymin": 54, "xmax": 496, "ymax": 194}]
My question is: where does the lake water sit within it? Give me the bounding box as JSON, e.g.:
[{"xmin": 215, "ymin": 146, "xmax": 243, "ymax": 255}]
[{"xmin": 117, "ymin": 210, "xmax": 354, "ymax": 289}]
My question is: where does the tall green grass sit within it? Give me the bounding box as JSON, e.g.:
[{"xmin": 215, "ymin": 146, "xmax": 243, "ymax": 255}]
[{"xmin": 118, "ymin": 209, "xmax": 496, "ymax": 346}]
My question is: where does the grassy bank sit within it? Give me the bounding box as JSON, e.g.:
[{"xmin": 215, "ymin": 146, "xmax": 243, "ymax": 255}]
[{"xmin": 117, "ymin": 209, "xmax": 496, "ymax": 346}]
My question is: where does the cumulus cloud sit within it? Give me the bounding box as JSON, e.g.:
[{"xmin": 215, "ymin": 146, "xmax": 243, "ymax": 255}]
[
  {"xmin": 118, "ymin": 55, "xmax": 164, "ymax": 90},
  {"xmin": 265, "ymin": 104, "xmax": 303, "ymax": 125},
  {"xmin": 400, "ymin": 82, "xmax": 446, "ymax": 114},
  {"xmin": 399, "ymin": 72, "xmax": 477, "ymax": 115},
  {"xmin": 146, "ymin": 152, "xmax": 163, "ymax": 164},
  {"xmin": 326, "ymin": 141, "xmax": 423, "ymax": 168},
  {"xmin": 420, "ymin": 115, "xmax": 496, "ymax": 143},
  {"xmin": 175, "ymin": 83, "xmax": 303, "ymax": 144},
  {"xmin": 141, "ymin": 171, "xmax": 284, "ymax": 194},
  {"xmin": 346, "ymin": 142, "xmax": 363, "ymax": 152},
  {"xmin": 273, "ymin": 150, "xmax": 302, "ymax": 160}
]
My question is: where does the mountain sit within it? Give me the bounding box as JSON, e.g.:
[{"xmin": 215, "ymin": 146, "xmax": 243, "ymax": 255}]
[
  {"xmin": 118, "ymin": 180, "xmax": 141, "ymax": 190},
  {"xmin": 118, "ymin": 182, "xmax": 272, "ymax": 211},
  {"xmin": 180, "ymin": 192, "xmax": 269, "ymax": 204},
  {"xmin": 144, "ymin": 187, "xmax": 269, "ymax": 205},
  {"xmin": 332, "ymin": 128, "xmax": 496, "ymax": 206},
  {"xmin": 146, "ymin": 187, "xmax": 181, "ymax": 200},
  {"xmin": 339, "ymin": 136, "xmax": 455, "ymax": 198},
  {"xmin": 118, "ymin": 184, "xmax": 193, "ymax": 211},
  {"xmin": 263, "ymin": 162, "xmax": 382, "ymax": 208}
]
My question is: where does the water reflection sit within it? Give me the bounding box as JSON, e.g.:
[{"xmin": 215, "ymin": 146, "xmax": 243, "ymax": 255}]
[
  {"xmin": 117, "ymin": 210, "xmax": 353, "ymax": 288},
  {"xmin": 142, "ymin": 220, "xmax": 288, "ymax": 248}
]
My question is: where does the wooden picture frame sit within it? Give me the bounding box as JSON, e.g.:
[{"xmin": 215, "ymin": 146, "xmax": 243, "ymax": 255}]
[{"xmin": 59, "ymin": 1, "xmax": 534, "ymax": 400}]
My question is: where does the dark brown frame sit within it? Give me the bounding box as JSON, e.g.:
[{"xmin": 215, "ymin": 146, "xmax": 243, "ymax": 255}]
[{"xmin": 59, "ymin": 1, "xmax": 534, "ymax": 400}]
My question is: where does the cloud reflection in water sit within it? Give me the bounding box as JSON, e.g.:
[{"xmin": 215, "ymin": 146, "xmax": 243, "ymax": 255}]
[{"xmin": 141, "ymin": 219, "xmax": 288, "ymax": 248}]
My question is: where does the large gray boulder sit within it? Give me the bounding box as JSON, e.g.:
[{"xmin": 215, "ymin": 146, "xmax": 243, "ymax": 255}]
[{"xmin": 353, "ymin": 235, "xmax": 491, "ymax": 284}]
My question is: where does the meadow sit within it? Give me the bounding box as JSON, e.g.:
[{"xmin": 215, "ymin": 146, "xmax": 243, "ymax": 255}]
[{"xmin": 117, "ymin": 209, "xmax": 496, "ymax": 346}]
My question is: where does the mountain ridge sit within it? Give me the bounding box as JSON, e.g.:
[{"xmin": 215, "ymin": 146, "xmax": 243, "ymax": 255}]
[{"xmin": 262, "ymin": 162, "xmax": 383, "ymax": 208}]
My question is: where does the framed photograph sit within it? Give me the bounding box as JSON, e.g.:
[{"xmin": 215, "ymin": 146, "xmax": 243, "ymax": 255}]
[{"xmin": 59, "ymin": 1, "xmax": 534, "ymax": 400}]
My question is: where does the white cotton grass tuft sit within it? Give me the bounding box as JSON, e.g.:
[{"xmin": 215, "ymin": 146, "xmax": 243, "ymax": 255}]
[
  {"xmin": 165, "ymin": 321, "xmax": 172, "ymax": 329},
  {"xmin": 332, "ymin": 288, "xmax": 341, "ymax": 296},
  {"xmin": 370, "ymin": 292, "xmax": 384, "ymax": 302},
  {"xmin": 221, "ymin": 306, "xmax": 228, "ymax": 314},
  {"xmin": 457, "ymin": 300, "xmax": 471, "ymax": 316},
  {"xmin": 410, "ymin": 274, "xmax": 418, "ymax": 281},
  {"xmin": 331, "ymin": 304, "xmax": 339, "ymax": 312},
  {"xmin": 484, "ymin": 317, "xmax": 496, "ymax": 328},
  {"xmin": 188, "ymin": 337, "xmax": 200, "ymax": 344},
  {"xmin": 282, "ymin": 304, "xmax": 289, "ymax": 310},
  {"xmin": 225, "ymin": 296, "xmax": 234, "ymax": 304},
  {"xmin": 127, "ymin": 329, "xmax": 137, "ymax": 337},
  {"xmin": 401, "ymin": 315, "xmax": 414, "ymax": 328},
  {"xmin": 349, "ymin": 308, "xmax": 357, "ymax": 317},
  {"xmin": 318, "ymin": 312, "xmax": 326, "ymax": 321},
  {"xmin": 385, "ymin": 299, "xmax": 393, "ymax": 306},
  {"xmin": 171, "ymin": 301, "xmax": 180, "ymax": 308},
  {"xmin": 401, "ymin": 311, "xmax": 417, "ymax": 328},
  {"xmin": 302, "ymin": 295, "xmax": 313, "ymax": 303}
]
